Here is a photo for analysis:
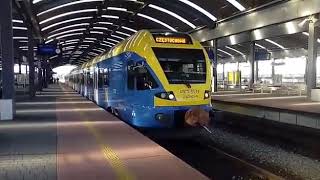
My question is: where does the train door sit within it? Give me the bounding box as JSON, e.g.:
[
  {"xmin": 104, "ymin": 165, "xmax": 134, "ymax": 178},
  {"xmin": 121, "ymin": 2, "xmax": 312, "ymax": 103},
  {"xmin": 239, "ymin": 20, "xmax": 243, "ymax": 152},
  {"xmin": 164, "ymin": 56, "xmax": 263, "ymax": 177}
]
[
  {"xmin": 125, "ymin": 61, "xmax": 159, "ymax": 119},
  {"xmin": 94, "ymin": 66, "xmax": 99, "ymax": 104},
  {"xmin": 84, "ymin": 70, "xmax": 88, "ymax": 97}
]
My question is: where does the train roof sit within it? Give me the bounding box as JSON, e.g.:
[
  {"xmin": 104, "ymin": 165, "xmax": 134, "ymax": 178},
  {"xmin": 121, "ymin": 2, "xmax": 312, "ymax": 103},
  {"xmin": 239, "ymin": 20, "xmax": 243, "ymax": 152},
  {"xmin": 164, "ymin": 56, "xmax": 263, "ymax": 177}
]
[{"xmin": 80, "ymin": 29, "xmax": 202, "ymax": 69}]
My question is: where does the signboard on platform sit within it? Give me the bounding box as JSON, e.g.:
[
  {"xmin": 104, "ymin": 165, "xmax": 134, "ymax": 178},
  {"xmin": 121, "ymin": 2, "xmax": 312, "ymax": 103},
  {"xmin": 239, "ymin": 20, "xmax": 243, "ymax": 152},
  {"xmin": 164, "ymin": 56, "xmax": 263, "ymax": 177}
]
[
  {"xmin": 255, "ymin": 49, "xmax": 271, "ymax": 61},
  {"xmin": 37, "ymin": 44, "xmax": 60, "ymax": 56}
]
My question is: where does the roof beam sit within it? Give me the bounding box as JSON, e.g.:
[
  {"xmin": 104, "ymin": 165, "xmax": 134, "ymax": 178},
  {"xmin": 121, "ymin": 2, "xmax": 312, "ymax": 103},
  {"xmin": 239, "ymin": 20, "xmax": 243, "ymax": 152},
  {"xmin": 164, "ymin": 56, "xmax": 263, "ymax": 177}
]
[
  {"xmin": 20, "ymin": 0, "xmax": 43, "ymax": 39},
  {"xmin": 191, "ymin": 0, "xmax": 320, "ymax": 42}
]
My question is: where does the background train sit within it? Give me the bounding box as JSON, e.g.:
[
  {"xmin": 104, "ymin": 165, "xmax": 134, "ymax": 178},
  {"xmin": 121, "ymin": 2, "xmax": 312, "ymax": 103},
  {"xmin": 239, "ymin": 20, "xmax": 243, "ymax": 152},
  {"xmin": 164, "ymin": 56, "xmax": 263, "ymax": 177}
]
[{"xmin": 66, "ymin": 30, "xmax": 213, "ymax": 128}]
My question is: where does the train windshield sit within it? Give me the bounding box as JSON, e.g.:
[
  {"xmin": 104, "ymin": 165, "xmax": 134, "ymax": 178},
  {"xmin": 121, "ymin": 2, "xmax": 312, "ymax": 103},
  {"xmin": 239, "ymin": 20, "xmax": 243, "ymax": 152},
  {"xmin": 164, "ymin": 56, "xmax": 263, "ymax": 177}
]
[{"xmin": 152, "ymin": 48, "xmax": 206, "ymax": 84}]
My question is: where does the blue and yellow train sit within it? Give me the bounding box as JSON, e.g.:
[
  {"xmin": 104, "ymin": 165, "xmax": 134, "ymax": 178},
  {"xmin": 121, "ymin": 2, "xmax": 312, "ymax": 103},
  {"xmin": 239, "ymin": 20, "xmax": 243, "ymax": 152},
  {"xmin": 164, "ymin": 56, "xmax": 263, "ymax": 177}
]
[{"xmin": 67, "ymin": 30, "xmax": 213, "ymax": 128}]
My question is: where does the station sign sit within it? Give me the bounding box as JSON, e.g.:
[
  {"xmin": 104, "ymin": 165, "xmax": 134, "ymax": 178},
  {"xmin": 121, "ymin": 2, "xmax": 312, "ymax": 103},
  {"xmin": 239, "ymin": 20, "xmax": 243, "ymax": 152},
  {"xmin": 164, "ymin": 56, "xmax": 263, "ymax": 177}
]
[
  {"xmin": 255, "ymin": 49, "xmax": 271, "ymax": 61},
  {"xmin": 37, "ymin": 44, "xmax": 60, "ymax": 56}
]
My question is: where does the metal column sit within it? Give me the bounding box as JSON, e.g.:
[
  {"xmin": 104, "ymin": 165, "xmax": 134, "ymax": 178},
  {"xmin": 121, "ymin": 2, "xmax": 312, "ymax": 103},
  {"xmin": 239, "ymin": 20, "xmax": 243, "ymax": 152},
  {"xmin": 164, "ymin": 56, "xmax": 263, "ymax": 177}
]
[
  {"xmin": 28, "ymin": 27, "xmax": 35, "ymax": 98},
  {"xmin": 212, "ymin": 40, "xmax": 218, "ymax": 92},
  {"xmin": 0, "ymin": 0, "xmax": 15, "ymax": 119},
  {"xmin": 248, "ymin": 42, "xmax": 256, "ymax": 88},
  {"xmin": 306, "ymin": 19, "xmax": 318, "ymax": 98},
  {"xmin": 255, "ymin": 61, "xmax": 259, "ymax": 83}
]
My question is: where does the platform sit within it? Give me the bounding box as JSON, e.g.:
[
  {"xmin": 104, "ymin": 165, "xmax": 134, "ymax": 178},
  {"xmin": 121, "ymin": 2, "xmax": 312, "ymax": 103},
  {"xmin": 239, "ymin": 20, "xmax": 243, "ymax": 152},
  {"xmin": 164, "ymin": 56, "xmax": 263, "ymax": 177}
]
[
  {"xmin": 0, "ymin": 84, "xmax": 207, "ymax": 180},
  {"xmin": 212, "ymin": 93, "xmax": 320, "ymax": 130}
]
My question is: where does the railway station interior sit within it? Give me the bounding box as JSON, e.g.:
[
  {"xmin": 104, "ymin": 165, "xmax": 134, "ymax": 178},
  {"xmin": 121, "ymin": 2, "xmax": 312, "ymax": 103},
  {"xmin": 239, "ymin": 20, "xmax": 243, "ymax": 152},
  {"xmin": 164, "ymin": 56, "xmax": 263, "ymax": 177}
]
[{"xmin": 0, "ymin": 0, "xmax": 320, "ymax": 179}]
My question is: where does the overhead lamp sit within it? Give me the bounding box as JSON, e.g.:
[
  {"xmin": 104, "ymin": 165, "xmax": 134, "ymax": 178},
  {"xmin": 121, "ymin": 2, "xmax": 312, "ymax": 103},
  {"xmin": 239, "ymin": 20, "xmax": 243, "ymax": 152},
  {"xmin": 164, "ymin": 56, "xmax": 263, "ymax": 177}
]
[
  {"xmin": 49, "ymin": 55, "xmax": 58, "ymax": 59},
  {"xmin": 50, "ymin": 23, "xmax": 90, "ymax": 34},
  {"xmin": 148, "ymin": 4, "xmax": 196, "ymax": 29},
  {"xmin": 177, "ymin": 0, "xmax": 217, "ymax": 21},
  {"xmin": 90, "ymin": 31, "xmax": 104, "ymax": 34},
  {"xmin": 121, "ymin": 26, "xmax": 137, "ymax": 33},
  {"xmin": 137, "ymin": 13, "xmax": 177, "ymax": 32},
  {"xmin": 13, "ymin": 37, "xmax": 28, "ymax": 40},
  {"xmin": 65, "ymin": 39, "xmax": 80, "ymax": 43},
  {"xmin": 85, "ymin": 38, "xmax": 97, "ymax": 41},
  {"xmin": 255, "ymin": 43, "xmax": 267, "ymax": 50},
  {"xmin": 93, "ymin": 49, "xmax": 104, "ymax": 53},
  {"xmin": 107, "ymin": 7, "xmax": 128, "ymax": 12},
  {"xmin": 101, "ymin": 15, "xmax": 119, "ymax": 19},
  {"xmin": 225, "ymin": 46, "xmax": 245, "ymax": 56},
  {"xmin": 37, "ymin": 0, "xmax": 103, "ymax": 16},
  {"xmin": 47, "ymin": 28, "xmax": 86, "ymax": 39},
  {"xmin": 83, "ymin": 40, "xmax": 95, "ymax": 43},
  {"xmin": 107, "ymin": 38, "xmax": 120, "ymax": 43},
  {"xmin": 102, "ymin": 41, "xmax": 115, "ymax": 46},
  {"xmin": 100, "ymin": 43, "xmax": 113, "ymax": 48},
  {"xmin": 32, "ymin": 0, "xmax": 43, "ymax": 4},
  {"xmin": 115, "ymin": 31, "xmax": 131, "ymax": 37},
  {"xmin": 45, "ymin": 39, "xmax": 54, "ymax": 44},
  {"xmin": 63, "ymin": 42, "xmax": 79, "ymax": 46},
  {"xmin": 12, "ymin": 19, "xmax": 23, "ymax": 23},
  {"xmin": 97, "ymin": 22, "xmax": 114, "ymax": 25},
  {"xmin": 13, "ymin": 27, "xmax": 27, "ymax": 30},
  {"xmin": 265, "ymin": 39, "xmax": 285, "ymax": 49},
  {"xmin": 56, "ymin": 32, "xmax": 83, "ymax": 40},
  {"xmin": 226, "ymin": 0, "xmax": 245, "ymax": 11},
  {"xmin": 40, "ymin": 9, "xmax": 97, "ymax": 25},
  {"xmin": 93, "ymin": 27, "xmax": 110, "ymax": 31},
  {"xmin": 42, "ymin": 17, "xmax": 92, "ymax": 31},
  {"xmin": 218, "ymin": 49, "xmax": 234, "ymax": 57},
  {"xmin": 111, "ymin": 34, "xmax": 125, "ymax": 40}
]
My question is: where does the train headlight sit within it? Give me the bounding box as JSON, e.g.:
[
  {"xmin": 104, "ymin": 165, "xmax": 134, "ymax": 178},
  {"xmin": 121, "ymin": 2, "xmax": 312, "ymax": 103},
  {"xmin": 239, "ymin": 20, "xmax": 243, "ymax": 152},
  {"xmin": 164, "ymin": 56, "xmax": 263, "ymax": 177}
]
[
  {"xmin": 204, "ymin": 90, "xmax": 210, "ymax": 99},
  {"xmin": 168, "ymin": 94, "xmax": 175, "ymax": 100},
  {"xmin": 155, "ymin": 91, "xmax": 176, "ymax": 101},
  {"xmin": 160, "ymin": 93, "xmax": 167, "ymax": 99}
]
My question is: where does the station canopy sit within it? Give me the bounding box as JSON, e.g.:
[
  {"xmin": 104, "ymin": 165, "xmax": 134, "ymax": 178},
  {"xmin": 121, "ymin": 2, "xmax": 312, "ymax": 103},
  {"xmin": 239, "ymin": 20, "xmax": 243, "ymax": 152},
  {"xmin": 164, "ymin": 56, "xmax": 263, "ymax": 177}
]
[{"xmin": 12, "ymin": 0, "xmax": 280, "ymax": 66}]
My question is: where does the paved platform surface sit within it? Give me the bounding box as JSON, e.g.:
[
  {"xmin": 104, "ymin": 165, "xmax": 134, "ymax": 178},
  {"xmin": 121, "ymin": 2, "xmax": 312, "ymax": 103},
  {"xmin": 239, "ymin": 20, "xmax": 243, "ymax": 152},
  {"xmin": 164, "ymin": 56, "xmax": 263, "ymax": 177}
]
[
  {"xmin": 212, "ymin": 93, "xmax": 320, "ymax": 114},
  {"xmin": 0, "ymin": 84, "xmax": 207, "ymax": 180}
]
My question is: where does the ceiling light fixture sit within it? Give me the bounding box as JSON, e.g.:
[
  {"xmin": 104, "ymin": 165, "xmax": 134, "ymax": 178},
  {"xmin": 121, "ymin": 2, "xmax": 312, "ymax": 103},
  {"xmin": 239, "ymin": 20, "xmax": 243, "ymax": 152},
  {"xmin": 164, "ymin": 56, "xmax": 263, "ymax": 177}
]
[
  {"xmin": 41, "ymin": 17, "xmax": 92, "ymax": 31},
  {"xmin": 265, "ymin": 39, "xmax": 285, "ymax": 49},
  {"xmin": 177, "ymin": 0, "xmax": 217, "ymax": 21},
  {"xmin": 225, "ymin": 46, "xmax": 246, "ymax": 56},
  {"xmin": 226, "ymin": 0, "xmax": 246, "ymax": 11},
  {"xmin": 115, "ymin": 31, "xmax": 131, "ymax": 37},
  {"xmin": 121, "ymin": 26, "xmax": 137, "ymax": 33},
  {"xmin": 40, "ymin": 9, "xmax": 97, "ymax": 25},
  {"xmin": 218, "ymin": 49, "xmax": 234, "ymax": 57},
  {"xmin": 137, "ymin": 13, "xmax": 177, "ymax": 32},
  {"xmin": 37, "ymin": 0, "xmax": 103, "ymax": 16},
  {"xmin": 111, "ymin": 34, "xmax": 125, "ymax": 40},
  {"xmin": 148, "ymin": 4, "xmax": 196, "ymax": 29}
]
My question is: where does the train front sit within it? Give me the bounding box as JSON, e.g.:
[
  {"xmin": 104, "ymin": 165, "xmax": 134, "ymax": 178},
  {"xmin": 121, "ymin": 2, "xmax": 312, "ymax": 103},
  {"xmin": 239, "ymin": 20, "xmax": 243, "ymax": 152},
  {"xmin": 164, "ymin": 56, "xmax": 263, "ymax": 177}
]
[{"xmin": 132, "ymin": 31, "xmax": 213, "ymax": 128}]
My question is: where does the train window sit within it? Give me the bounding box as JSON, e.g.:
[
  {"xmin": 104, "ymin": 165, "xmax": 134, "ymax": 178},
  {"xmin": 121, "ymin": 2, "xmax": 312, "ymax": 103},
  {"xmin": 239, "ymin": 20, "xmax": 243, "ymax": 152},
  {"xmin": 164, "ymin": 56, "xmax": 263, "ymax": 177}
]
[
  {"xmin": 127, "ymin": 61, "xmax": 158, "ymax": 91},
  {"xmin": 104, "ymin": 68, "xmax": 110, "ymax": 86},
  {"xmin": 152, "ymin": 48, "xmax": 206, "ymax": 84},
  {"xmin": 98, "ymin": 69, "xmax": 104, "ymax": 88},
  {"xmin": 136, "ymin": 70, "xmax": 158, "ymax": 90},
  {"xmin": 127, "ymin": 62, "xmax": 135, "ymax": 90}
]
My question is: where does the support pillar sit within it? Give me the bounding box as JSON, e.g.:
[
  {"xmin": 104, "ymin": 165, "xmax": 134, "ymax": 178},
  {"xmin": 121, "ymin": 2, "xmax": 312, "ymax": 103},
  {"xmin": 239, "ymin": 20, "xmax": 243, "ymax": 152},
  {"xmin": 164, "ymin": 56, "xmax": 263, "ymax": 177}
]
[
  {"xmin": 28, "ymin": 27, "xmax": 35, "ymax": 98},
  {"xmin": 222, "ymin": 63, "xmax": 225, "ymax": 90},
  {"xmin": 38, "ymin": 63, "xmax": 43, "ymax": 91},
  {"xmin": 248, "ymin": 42, "xmax": 256, "ymax": 88},
  {"xmin": 255, "ymin": 61, "xmax": 259, "ymax": 83},
  {"xmin": 212, "ymin": 40, "xmax": 218, "ymax": 92},
  {"xmin": 0, "ymin": 0, "xmax": 15, "ymax": 120},
  {"xmin": 271, "ymin": 58, "xmax": 275, "ymax": 84},
  {"xmin": 306, "ymin": 18, "xmax": 318, "ymax": 99}
]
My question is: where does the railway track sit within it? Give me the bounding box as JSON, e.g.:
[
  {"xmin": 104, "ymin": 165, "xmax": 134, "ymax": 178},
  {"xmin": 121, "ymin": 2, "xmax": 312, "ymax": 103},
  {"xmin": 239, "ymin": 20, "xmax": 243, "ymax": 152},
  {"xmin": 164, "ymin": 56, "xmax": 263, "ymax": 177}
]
[{"xmin": 146, "ymin": 129, "xmax": 285, "ymax": 180}]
